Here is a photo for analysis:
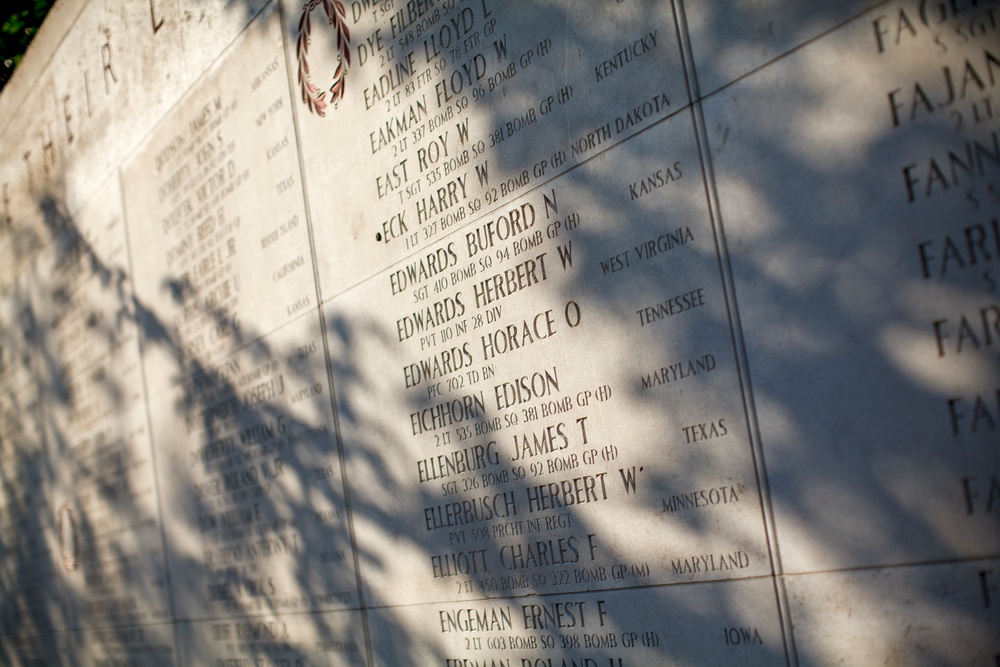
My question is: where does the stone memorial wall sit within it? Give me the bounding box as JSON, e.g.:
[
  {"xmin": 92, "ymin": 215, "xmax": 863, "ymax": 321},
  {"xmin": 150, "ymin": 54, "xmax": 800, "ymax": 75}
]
[{"xmin": 1, "ymin": 0, "xmax": 998, "ymax": 664}]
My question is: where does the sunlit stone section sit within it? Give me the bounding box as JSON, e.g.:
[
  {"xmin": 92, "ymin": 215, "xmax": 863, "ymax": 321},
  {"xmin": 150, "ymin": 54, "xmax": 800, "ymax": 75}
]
[
  {"xmin": 786, "ymin": 560, "xmax": 1000, "ymax": 664},
  {"xmin": 704, "ymin": 0, "xmax": 1000, "ymax": 572},
  {"xmin": 26, "ymin": 167, "xmax": 173, "ymax": 655},
  {"xmin": 325, "ymin": 112, "xmax": 771, "ymax": 615},
  {"xmin": 282, "ymin": 0, "xmax": 689, "ymax": 298},
  {"xmin": 0, "ymin": 273, "xmax": 38, "ymax": 438},
  {"xmin": 368, "ymin": 578, "xmax": 786, "ymax": 665},
  {"xmin": 149, "ymin": 312, "xmax": 357, "ymax": 622},
  {"xmin": 32, "ymin": 175, "xmax": 145, "ymax": 436},
  {"xmin": 122, "ymin": 4, "xmax": 314, "ymax": 396},
  {"xmin": 48, "ymin": 0, "xmax": 188, "ymax": 214},
  {"xmin": 178, "ymin": 0, "xmax": 273, "ymax": 80}
]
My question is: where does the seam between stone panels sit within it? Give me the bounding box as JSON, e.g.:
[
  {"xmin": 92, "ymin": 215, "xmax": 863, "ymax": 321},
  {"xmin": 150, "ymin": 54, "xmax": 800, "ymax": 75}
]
[
  {"xmin": 116, "ymin": 165, "xmax": 184, "ymax": 656},
  {"xmin": 671, "ymin": 0, "xmax": 796, "ymax": 664},
  {"xmin": 783, "ymin": 554, "xmax": 1000, "ymax": 579},
  {"xmin": 277, "ymin": 2, "xmax": 376, "ymax": 664}
]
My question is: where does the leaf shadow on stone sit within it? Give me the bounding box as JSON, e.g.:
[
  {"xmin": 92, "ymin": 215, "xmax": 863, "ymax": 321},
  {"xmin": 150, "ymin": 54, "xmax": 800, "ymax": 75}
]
[{"xmin": 2, "ymin": 0, "xmax": 997, "ymax": 666}]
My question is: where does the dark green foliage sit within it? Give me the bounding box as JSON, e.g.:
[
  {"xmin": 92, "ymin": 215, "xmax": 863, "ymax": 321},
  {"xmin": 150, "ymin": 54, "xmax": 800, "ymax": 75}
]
[{"xmin": 1, "ymin": 0, "xmax": 56, "ymax": 91}]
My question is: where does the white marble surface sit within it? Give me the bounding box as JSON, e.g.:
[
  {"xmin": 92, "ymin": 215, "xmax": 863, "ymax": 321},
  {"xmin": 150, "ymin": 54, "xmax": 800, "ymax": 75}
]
[
  {"xmin": 123, "ymin": 4, "xmax": 314, "ymax": 396},
  {"xmin": 284, "ymin": 0, "xmax": 690, "ymax": 299},
  {"xmin": 327, "ymin": 113, "xmax": 771, "ymax": 609},
  {"xmin": 704, "ymin": 0, "xmax": 1000, "ymax": 574},
  {"xmin": 0, "ymin": 0, "xmax": 997, "ymax": 664}
]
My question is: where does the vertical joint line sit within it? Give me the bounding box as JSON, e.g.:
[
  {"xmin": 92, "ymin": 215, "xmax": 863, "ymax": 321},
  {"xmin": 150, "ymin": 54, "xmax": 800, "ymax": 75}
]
[
  {"xmin": 277, "ymin": 3, "xmax": 375, "ymax": 664},
  {"xmin": 116, "ymin": 166, "xmax": 184, "ymax": 659},
  {"xmin": 671, "ymin": 1, "xmax": 797, "ymax": 664}
]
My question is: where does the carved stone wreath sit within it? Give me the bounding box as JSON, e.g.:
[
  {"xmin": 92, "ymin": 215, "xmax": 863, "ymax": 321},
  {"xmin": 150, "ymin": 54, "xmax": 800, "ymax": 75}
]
[{"xmin": 297, "ymin": 0, "xmax": 352, "ymax": 117}]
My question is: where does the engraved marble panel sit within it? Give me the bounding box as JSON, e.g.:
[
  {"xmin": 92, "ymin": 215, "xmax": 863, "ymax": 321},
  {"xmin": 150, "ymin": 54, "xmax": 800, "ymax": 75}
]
[
  {"xmin": 327, "ymin": 114, "xmax": 771, "ymax": 608},
  {"xmin": 3, "ymin": 0, "xmax": 998, "ymax": 663},
  {"xmin": 148, "ymin": 312, "xmax": 356, "ymax": 621},
  {"xmin": 0, "ymin": 396, "xmax": 62, "ymax": 637},
  {"xmin": 0, "ymin": 274, "xmax": 62, "ymax": 639},
  {"xmin": 367, "ymin": 578, "xmax": 786, "ymax": 665},
  {"xmin": 0, "ymin": 273, "xmax": 43, "ymax": 470},
  {"xmin": 177, "ymin": 0, "xmax": 272, "ymax": 79},
  {"xmin": 32, "ymin": 175, "xmax": 144, "ymax": 435},
  {"xmin": 45, "ymin": 403, "xmax": 171, "ymax": 631},
  {"xmin": 0, "ymin": 75, "xmax": 64, "ymax": 289},
  {"xmin": 284, "ymin": 0, "xmax": 690, "ymax": 298},
  {"xmin": 685, "ymin": 0, "xmax": 882, "ymax": 95},
  {"xmin": 703, "ymin": 0, "xmax": 1000, "ymax": 573},
  {"xmin": 65, "ymin": 623, "xmax": 177, "ymax": 666},
  {"xmin": 0, "ymin": 271, "xmax": 37, "ymax": 395},
  {"xmin": 124, "ymin": 4, "xmax": 314, "ymax": 396}
]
